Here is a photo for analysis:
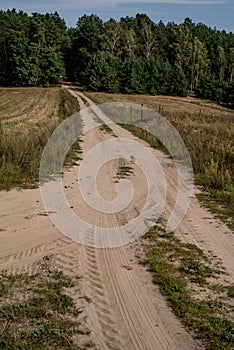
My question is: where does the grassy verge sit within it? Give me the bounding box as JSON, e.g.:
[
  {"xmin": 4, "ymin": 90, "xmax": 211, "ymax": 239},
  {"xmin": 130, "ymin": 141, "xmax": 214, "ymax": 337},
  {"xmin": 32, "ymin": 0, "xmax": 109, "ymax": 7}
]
[
  {"xmin": 0, "ymin": 270, "xmax": 95, "ymax": 349},
  {"xmin": 142, "ymin": 224, "xmax": 234, "ymax": 349},
  {"xmin": 92, "ymin": 113, "xmax": 117, "ymax": 137},
  {"xmin": 118, "ymin": 123, "xmax": 168, "ymax": 153},
  {"xmin": 99, "ymin": 123, "xmax": 117, "ymax": 137},
  {"xmin": 196, "ymin": 192, "xmax": 234, "ymax": 231},
  {"xmin": 0, "ymin": 88, "xmax": 80, "ymax": 191},
  {"xmin": 85, "ymin": 92, "xmax": 234, "ymax": 230}
]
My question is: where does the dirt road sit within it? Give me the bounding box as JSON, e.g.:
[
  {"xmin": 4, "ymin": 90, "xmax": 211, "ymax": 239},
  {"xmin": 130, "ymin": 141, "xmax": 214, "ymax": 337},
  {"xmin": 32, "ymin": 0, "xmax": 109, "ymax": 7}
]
[{"xmin": 1, "ymin": 86, "xmax": 233, "ymax": 349}]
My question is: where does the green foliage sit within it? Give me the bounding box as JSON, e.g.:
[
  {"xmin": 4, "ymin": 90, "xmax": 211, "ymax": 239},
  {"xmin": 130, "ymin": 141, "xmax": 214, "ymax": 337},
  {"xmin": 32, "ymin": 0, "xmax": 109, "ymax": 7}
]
[
  {"xmin": 114, "ymin": 164, "xmax": 134, "ymax": 182},
  {"xmin": 143, "ymin": 225, "xmax": 234, "ymax": 350},
  {"xmin": 76, "ymin": 14, "xmax": 104, "ymax": 53},
  {"xmin": 169, "ymin": 64, "xmax": 189, "ymax": 96},
  {"xmin": 195, "ymin": 75, "xmax": 233, "ymax": 104},
  {"xmin": 86, "ymin": 51, "xmax": 121, "ymax": 93},
  {"xmin": 66, "ymin": 14, "xmax": 104, "ymax": 85},
  {"xmin": 223, "ymin": 81, "xmax": 234, "ymax": 107},
  {"xmin": 65, "ymin": 14, "xmax": 234, "ymax": 101},
  {"xmin": 0, "ymin": 9, "xmax": 69, "ymax": 87},
  {"xmin": 1, "ymin": 9, "xmax": 233, "ymax": 100},
  {"xmin": 121, "ymin": 57, "xmax": 147, "ymax": 94},
  {"xmin": 38, "ymin": 47, "xmax": 65, "ymax": 86},
  {"xmin": 144, "ymin": 58, "xmax": 171, "ymax": 95},
  {"xmin": 227, "ymin": 286, "xmax": 234, "ymax": 298},
  {"xmin": 0, "ymin": 271, "xmax": 93, "ymax": 349},
  {"xmin": 119, "ymin": 123, "xmax": 167, "ymax": 152}
]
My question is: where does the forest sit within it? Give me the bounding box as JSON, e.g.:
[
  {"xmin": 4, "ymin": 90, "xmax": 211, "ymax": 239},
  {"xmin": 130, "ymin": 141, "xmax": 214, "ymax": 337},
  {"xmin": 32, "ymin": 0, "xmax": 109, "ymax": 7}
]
[{"xmin": 0, "ymin": 9, "xmax": 233, "ymax": 106}]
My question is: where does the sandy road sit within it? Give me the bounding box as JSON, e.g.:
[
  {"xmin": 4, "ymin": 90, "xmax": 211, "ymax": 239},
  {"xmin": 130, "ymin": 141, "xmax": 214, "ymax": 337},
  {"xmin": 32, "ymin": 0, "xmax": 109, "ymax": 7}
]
[{"xmin": 0, "ymin": 86, "xmax": 233, "ymax": 349}]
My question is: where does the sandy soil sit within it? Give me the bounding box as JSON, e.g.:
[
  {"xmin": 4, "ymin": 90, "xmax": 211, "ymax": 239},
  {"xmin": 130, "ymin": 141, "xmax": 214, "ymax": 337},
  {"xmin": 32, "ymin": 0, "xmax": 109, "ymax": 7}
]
[{"xmin": 1, "ymin": 86, "xmax": 233, "ymax": 349}]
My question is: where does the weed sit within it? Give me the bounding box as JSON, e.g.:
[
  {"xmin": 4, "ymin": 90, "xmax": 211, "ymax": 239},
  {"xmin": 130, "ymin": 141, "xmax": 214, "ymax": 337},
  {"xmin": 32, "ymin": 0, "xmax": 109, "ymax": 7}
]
[
  {"xmin": 118, "ymin": 123, "xmax": 167, "ymax": 153},
  {"xmin": 92, "ymin": 112, "xmax": 117, "ymax": 137},
  {"xmin": 100, "ymin": 123, "xmax": 116, "ymax": 137},
  {"xmin": 0, "ymin": 271, "xmax": 95, "ymax": 349},
  {"xmin": 116, "ymin": 165, "xmax": 134, "ymax": 178},
  {"xmin": 113, "ymin": 160, "xmax": 134, "ymax": 183},
  {"xmin": 80, "ymin": 295, "xmax": 92, "ymax": 304},
  {"xmin": 141, "ymin": 224, "xmax": 234, "ymax": 349},
  {"xmin": 227, "ymin": 286, "xmax": 234, "ymax": 298}
]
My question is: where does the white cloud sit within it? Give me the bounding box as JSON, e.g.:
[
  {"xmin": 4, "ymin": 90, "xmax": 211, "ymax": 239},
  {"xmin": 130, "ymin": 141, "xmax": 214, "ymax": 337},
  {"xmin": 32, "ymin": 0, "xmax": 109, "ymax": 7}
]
[
  {"xmin": 1, "ymin": 0, "xmax": 232, "ymax": 31},
  {"xmin": 2, "ymin": 0, "xmax": 227, "ymax": 11},
  {"xmin": 60, "ymin": 0, "xmax": 227, "ymax": 5},
  {"xmin": 120, "ymin": 0, "xmax": 226, "ymax": 3}
]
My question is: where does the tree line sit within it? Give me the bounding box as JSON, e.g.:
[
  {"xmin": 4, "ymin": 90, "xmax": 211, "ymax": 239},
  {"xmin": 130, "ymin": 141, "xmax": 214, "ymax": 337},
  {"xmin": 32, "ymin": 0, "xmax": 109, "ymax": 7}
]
[
  {"xmin": 0, "ymin": 9, "xmax": 69, "ymax": 86},
  {"xmin": 0, "ymin": 10, "xmax": 233, "ymax": 106}
]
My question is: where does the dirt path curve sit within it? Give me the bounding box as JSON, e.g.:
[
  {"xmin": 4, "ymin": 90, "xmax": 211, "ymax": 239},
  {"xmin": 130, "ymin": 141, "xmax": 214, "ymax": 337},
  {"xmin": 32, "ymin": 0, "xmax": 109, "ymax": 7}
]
[{"xmin": 1, "ymin": 85, "xmax": 232, "ymax": 349}]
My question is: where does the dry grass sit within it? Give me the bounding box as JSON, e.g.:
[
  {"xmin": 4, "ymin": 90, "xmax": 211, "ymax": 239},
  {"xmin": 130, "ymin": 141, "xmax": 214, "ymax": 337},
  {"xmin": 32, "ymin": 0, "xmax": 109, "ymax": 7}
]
[
  {"xmin": 0, "ymin": 88, "xmax": 80, "ymax": 190},
  {"xmin": 85, "ymin": 92, "xmax": 234, "ymax": 117},
  {"xmin": 0, "ymin": 87, "xmax": 59, "ymax": 125}
]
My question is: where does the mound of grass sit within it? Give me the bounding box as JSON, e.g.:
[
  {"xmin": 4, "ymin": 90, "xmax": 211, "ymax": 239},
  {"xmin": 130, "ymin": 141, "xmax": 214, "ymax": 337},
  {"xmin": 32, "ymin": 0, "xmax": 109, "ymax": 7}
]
[{"xmin": 0, "ymin": 271, "xmax": 94, "ymax": 350}]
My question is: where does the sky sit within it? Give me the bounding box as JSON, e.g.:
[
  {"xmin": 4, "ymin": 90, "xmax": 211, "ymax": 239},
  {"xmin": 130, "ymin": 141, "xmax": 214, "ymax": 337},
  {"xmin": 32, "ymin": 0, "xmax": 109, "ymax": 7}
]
[{"xmin": 0, "ymin": 0, "xmax": 233, "ymax": 33}]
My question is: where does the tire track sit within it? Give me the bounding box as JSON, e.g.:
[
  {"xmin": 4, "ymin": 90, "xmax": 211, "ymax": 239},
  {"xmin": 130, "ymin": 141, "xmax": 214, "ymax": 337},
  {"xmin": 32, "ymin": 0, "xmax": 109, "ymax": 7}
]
[
  {"xmin": 0, "ymin": 237, "xmax": 73, "ymax": 272},
  {"xmin": 81, "ymin": 222, "xmax": 125, "ymax": 350}
]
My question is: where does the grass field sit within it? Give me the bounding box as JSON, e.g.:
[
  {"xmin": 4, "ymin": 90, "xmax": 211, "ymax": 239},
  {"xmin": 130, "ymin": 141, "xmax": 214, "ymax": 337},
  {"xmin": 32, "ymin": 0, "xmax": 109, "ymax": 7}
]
[
  {"xmin": 0, "ymin": 87, "xmax": 80, "ymax": 190},
  {"xmin": 85, "ymin": 92, "xmax": 234, "ymax": 230}
]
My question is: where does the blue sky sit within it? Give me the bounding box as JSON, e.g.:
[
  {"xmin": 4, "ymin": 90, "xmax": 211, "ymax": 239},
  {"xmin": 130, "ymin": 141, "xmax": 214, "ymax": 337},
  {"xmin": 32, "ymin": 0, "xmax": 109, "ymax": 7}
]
[{"xmin": 0, "ymin": 0, "xmax": 233, "ymax": 32}]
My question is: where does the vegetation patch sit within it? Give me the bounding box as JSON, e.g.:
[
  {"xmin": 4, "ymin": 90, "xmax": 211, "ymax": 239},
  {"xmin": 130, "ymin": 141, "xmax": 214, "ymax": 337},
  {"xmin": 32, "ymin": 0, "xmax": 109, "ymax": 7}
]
[
  {"xmin": 227, "ymin": 286, "xmax": 234, "ymax": 299},
  {"xmin": 113, "ymin": 159, "xmax": 134, "ymax": 183},
  {"xmin": 196, "ymin": 192, "xmax": 234, "ymax": 231},
  {"xmin": 115, "ymin": 165, "xmax": 134, "ymax": 181},
  {"xmin": 142, "ymin": 224, "xmax": 234, "ymax": 350},
  {"xmin": 118, "ymin": 123, "xmax": 168, "ymax": 153},
  {"xmin": 91, "ymin": 113, "xmax": 117, "ymax": 137},
  {"xmin": 0, "ymin": 271, "xmax": 95, "ymax": 349},
  {"xmin": 99, "ymin": 123, "xmax": 117, "ymax": 137}
]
